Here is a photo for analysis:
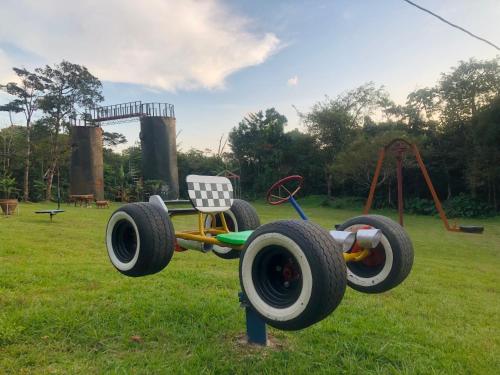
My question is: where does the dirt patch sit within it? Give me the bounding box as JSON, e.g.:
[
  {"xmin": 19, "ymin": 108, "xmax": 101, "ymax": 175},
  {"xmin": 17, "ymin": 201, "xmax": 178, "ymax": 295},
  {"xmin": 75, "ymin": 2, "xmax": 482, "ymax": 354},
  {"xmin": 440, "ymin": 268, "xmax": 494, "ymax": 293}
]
[{"xmin": 231, "ymin": 332, "xmax": 288, "ymax": 353}]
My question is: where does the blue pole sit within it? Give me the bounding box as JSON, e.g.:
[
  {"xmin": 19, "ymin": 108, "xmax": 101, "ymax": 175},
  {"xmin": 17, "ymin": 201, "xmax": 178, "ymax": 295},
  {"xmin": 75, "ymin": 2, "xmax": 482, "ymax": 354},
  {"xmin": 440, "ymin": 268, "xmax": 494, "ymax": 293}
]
[
  {"xmin": 289, "ymin": 196, "xmax": 308, "ymax": 220},
  {"xmin": 239, "ymin": 292, "xmax": 267, "ymax": 346}
]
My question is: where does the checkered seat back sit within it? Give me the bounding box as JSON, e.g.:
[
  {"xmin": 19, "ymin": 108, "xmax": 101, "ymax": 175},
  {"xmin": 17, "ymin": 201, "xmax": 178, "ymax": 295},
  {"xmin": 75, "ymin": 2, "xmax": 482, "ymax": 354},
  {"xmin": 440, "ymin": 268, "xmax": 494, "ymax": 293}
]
[{"xmin": 186, "ymin": 175, "xmax": 234, "ymax": 213}]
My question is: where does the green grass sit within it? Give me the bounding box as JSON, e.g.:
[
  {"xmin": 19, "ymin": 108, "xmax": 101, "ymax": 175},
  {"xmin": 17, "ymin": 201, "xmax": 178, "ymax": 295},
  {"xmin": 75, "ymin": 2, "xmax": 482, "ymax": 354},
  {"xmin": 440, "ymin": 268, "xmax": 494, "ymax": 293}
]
[{"xmin": 1, "ymin": 201, "xmax": 499, "ymax": 374}]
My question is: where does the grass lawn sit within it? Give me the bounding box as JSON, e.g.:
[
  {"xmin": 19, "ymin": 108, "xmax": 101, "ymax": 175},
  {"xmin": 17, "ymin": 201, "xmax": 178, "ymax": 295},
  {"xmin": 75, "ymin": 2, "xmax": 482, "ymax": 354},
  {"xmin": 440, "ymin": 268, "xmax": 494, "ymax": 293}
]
[{"xmin": 0, "ymin": 200, "xmax": 499, "ymax": 374}]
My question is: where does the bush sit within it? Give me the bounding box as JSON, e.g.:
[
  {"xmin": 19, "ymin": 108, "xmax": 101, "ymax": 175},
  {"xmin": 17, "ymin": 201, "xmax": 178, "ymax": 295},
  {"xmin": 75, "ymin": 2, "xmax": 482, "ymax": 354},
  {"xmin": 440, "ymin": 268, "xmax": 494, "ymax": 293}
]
[
  {"xmin": 321, "ymin": 196, "xmax": 365, "ymax": 209},
  {"xmin": 406, "ymin": 194, "xmax": 494, "ymax": 218},
  {"xmin": 406, "ymin": 198, "xmax": 437, "ymax": 216},
  {"xmin": 0, "ymin": 175, "xmax": 18, "ymax": 199},
  {"xmin": 30, "ymin": 179, "xmax": 46, "ymax": 202},
  {"xmin": 443, "ymin": 194, "xmax": 495, "ymax": 218}
]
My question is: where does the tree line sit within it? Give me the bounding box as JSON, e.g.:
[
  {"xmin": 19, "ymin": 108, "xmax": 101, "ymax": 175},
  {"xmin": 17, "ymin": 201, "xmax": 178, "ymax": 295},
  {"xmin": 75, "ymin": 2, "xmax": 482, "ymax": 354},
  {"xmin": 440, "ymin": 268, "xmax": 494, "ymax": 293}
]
[
  {"xmin": 0, "ymin": 62, "xmax": 103, "ymax": 201},
  {"xmin": 1, "ymin": 58, "xmax": 499, "ymax": 216},
  {"xmin": 228, "ymin": 58, "xmax": 500, "ymax": 215}
]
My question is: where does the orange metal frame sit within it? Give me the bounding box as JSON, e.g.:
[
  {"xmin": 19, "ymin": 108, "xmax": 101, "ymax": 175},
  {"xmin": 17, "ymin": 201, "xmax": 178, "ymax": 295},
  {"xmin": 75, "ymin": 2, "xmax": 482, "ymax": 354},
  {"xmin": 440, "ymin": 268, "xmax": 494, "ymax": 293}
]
[{"xmin": 363, "ymin": 138, "xmax": 461, "ymax": 232}]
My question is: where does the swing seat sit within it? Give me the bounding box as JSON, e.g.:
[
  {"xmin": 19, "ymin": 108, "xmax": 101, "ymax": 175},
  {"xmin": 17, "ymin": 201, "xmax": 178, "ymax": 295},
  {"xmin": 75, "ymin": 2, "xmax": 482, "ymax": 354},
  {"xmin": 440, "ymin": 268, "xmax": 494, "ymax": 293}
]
[{"xmin": 459, "ymin": 225, "xmax": 484, "ymax": 234}]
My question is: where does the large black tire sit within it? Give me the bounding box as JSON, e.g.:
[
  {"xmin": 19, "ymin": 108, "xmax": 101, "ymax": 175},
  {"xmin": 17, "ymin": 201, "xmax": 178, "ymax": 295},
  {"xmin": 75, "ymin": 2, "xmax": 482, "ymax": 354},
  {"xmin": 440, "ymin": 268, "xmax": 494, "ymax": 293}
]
[
  {"xmin": 207, "ymin": 199, "xmax": 260, "ymax": 259},
  {"xmin": 239, "ymin": 220, "xmax": 346, "ymax": 331},
  {"xmin": 337, "ymin": 215, "xmax": 413, "ymax": 293},
  {"xmin": 106, "ymin": 202, "xmax": 175, "ymax": 277}
]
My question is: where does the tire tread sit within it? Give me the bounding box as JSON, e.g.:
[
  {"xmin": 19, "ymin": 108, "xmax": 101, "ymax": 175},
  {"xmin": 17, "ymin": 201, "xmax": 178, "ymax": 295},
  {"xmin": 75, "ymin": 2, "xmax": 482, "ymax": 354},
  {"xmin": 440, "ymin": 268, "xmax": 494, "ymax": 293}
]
[
  {"xmin": 240, "ymin": 220, "xmax": 347, "ymax": 330},
  {"xmin": 338, "ymin": 214, "xmax": 413, "ymax": 293},
  {"xmin": 107, "ymin": 202, "xmax": 175, "ymax": 277}
]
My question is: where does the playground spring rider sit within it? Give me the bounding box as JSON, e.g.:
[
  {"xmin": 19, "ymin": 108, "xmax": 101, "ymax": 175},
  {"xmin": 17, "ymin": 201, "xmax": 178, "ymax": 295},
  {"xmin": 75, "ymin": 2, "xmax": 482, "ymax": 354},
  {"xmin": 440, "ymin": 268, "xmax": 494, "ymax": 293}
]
[{"xmin": 106, "ymin": 175, "xmax": 414, "ymax": 344}]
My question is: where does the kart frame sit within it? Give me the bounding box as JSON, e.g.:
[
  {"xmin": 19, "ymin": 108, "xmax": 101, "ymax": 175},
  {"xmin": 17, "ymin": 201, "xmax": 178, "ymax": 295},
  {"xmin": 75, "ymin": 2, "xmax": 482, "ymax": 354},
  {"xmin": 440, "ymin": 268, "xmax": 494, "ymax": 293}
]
[
  {"xmin": 106, "ymin": 174, "xmax": 414, "ymax": 341},
  {"xmin": 165, "ymin": 200, "xmax": 241, "ymax": 249},
  {"xmin": 165, "ymin": 199, "xmax": 370, "ymax": 262}
]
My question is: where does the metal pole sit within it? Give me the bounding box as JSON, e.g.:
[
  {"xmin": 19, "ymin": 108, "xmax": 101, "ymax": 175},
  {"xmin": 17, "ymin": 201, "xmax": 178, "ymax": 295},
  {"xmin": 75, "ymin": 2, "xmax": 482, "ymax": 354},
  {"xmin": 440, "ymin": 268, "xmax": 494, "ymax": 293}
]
[
  {"xmin": 57, "ymin": 167, "xmax": 61, "ymax": 210},
  {"xmin": 396, "ymin": 154, "xmax": 404, "ymax": 226},
  {"xmin": 239, "ymin": 292, "xmax": 267, "ymax": 346},
  {"xmin": 289, "ymin": 196, "xmax": 308, "ymax": 220},
  {"xmin": 411, "ymin": 144, "xmax": 455, "ymax": 231},
  {"xmin": 364, "ymin": 148, "xmax": 386, "ymax": 214}
]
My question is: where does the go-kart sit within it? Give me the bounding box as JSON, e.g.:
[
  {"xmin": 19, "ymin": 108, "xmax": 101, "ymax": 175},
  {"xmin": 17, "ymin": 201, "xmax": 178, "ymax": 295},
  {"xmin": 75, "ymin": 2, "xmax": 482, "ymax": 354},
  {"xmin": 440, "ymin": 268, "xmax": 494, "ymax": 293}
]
[{"xmin": 106, "ymin": 174, "xmax": 413, "ymax": 331}]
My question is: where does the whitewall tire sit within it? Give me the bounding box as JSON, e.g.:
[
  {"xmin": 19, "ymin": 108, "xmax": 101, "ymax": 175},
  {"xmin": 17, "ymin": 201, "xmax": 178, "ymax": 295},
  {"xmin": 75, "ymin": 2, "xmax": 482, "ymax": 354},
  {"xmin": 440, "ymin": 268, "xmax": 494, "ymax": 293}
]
[
  {"xmin": 239, "ymin": 220, "xmax": 346, "ymax": 331},
  {"xmin": 337, "ymin": 215, "xmax": 414, "ymax": 293},
  {"xmin": 106, "ymin": 203, "xmax": 175, "ymax": 277}
]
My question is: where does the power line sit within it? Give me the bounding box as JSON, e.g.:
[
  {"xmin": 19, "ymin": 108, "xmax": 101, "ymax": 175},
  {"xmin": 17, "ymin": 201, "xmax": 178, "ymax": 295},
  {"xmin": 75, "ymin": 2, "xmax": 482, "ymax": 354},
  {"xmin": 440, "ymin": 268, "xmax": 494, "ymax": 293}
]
[{"xmin": 402, "ymin": 0, "xmax": 500, "ymax": 51}]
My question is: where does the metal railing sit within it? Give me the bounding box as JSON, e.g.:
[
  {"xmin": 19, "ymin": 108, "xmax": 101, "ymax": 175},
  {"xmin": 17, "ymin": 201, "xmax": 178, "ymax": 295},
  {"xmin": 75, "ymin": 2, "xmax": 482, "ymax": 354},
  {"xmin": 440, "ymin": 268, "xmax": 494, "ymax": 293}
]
[{"xmin": 85, "ymin": 101, "xmax": 175, "ymax": 124}]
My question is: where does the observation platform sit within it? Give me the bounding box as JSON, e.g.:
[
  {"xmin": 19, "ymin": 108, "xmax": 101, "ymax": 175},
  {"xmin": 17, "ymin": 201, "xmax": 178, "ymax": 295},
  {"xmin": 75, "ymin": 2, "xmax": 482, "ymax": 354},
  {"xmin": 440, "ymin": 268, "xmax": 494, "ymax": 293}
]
[{"xmin": 84, "ymin": 101, "xmax": 175, "ymax": 126}]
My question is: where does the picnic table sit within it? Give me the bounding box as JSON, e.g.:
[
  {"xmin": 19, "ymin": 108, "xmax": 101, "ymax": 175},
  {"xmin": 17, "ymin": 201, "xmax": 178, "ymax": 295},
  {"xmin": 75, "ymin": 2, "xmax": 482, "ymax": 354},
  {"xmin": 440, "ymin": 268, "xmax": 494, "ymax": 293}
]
[
  {"xmin": 95, "ymin": 200, "xmax": 110, "ymax": 208},
  {"xmin": 69, "ymin": 194, "xmax": 94, "ymax": 207}
]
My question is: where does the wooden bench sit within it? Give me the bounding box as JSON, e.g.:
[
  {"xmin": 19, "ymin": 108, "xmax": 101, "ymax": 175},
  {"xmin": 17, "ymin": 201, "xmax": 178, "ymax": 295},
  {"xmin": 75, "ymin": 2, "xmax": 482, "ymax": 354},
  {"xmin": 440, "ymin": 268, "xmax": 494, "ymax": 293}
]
[
  {"xmin": 95, "ymin": 200, "xmax": 109, "ymax": 209},
  {"xmin": 69, "ymin": 194, "xmax": 94, "ymax": 207}
]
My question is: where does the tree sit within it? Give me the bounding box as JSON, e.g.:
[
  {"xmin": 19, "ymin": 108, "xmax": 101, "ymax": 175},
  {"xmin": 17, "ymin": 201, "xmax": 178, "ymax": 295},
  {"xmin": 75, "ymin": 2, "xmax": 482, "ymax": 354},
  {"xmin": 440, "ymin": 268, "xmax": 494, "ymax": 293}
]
[
  {"xmin": 229, "ymin": 108, "xmax": 288, "ymax": 195},
  {"xmin": 431, "ymin": 58, "xmax": 500, "ymax": 198},
  {"xmin": 0, "ymin": 126, "xmax": 22, "ymax": 178},
  {"xmin": 0, "ymin": 68, "xmax": 46, "ymax": 201},
  {"xmin": 36, "ymin": 61, "xmax": 103, "ymax": 200},
  {"xmin": 177, "ymin": 148, "xmax": 226, "ymax": 197},
  {"xmin": 103, "ymin": 147, "xmax": 125, "ymax": 200},
  {"xmin": 391, "ymin": 87, "xmax": 441, "ymax": 133},
  {"xmin": 103, "ymin": 132, "xmax": 127, "ymax": 148},
  {"xmin": 281, "ymin": 129, "xmax": 323, "ymax": 195},
  {"xmin": 300, "ymin": 83, "xmax": 389, "ymax": 197},
  {"xmin": 332, "ymin": 128, "xmax": 420, "ymax": 204},
  {"xmin": 469, "ymin": 97, "xmax": 500, "ymax": 208},
  {"xmin": 439, "ymin": 57, "xmax": 500, "ymax": 123}
]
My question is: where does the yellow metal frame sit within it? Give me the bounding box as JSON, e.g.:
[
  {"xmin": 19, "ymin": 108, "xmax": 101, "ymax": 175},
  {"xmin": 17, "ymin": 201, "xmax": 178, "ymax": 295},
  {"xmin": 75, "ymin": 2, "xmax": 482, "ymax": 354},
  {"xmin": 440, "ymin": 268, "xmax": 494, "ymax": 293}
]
[
  {"xmin": 343, "ymin": 249, "xmax": 371, "ymax": 262},
  {"xmin": 175, "ymin": 212, "xmax": 243, "ymax": 250},
  {"xmin": 173, "ymin": 211, "xmax": 372, "ymax": 261}
]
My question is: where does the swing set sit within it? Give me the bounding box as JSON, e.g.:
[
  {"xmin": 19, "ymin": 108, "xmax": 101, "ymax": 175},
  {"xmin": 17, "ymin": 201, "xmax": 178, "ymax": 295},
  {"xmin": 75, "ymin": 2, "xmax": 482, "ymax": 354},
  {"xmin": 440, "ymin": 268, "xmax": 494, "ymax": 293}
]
[{"xmin": 363, "ymin": 138, "xmax": 484, "ymax": 234}]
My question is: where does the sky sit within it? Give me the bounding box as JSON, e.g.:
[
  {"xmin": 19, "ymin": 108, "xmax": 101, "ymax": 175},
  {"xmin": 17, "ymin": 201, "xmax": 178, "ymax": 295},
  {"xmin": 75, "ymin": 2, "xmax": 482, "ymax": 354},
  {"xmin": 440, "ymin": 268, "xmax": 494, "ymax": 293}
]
[{"xmin": 1, "ymin": 0, "xmax": 499, "ymax": 152}]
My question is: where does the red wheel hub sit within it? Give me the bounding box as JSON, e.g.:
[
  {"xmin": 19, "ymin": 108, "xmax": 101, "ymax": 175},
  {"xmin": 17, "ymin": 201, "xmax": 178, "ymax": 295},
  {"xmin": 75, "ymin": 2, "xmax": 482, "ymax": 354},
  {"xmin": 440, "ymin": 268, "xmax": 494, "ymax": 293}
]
[{"xmin": 282, "ymin": 260, "xmax": 300, "ymax": 282}]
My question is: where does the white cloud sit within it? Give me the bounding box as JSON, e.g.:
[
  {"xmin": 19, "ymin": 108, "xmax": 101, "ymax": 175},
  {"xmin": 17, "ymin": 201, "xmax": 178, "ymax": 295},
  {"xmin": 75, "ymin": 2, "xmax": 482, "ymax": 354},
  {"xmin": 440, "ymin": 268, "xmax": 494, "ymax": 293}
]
[
  {"xmin": 0, "ymin": 0, "xmax": 280, "ymax": 91},
  {"xmin": 287, "ymin": 75, "xmax": 299, "ymax": 86},
  {"xmin": 0, "ymin": 49, "xmax": 18, "ymax": 83}
]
